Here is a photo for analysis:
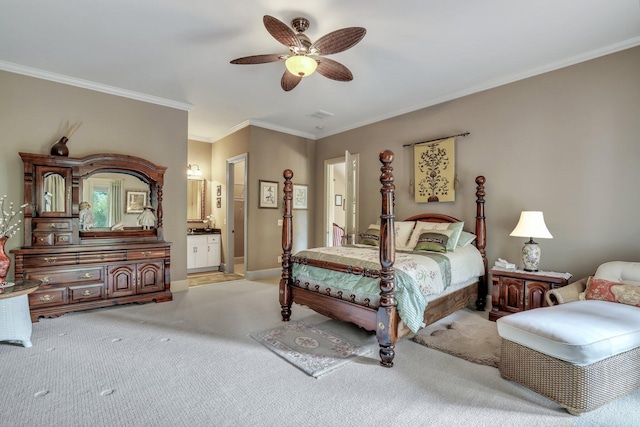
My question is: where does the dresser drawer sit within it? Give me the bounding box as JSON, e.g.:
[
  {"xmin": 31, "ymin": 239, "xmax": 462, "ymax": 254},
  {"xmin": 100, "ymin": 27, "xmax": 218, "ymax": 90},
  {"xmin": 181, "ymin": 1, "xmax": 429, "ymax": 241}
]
[
  {"xmin": 23, "ymin": 253, "xmax": 77, "ymax": 268},
  {"xmin": 24, "ymin": 267, "xmax": 104, "ymax": 285},
  {"xmin": 78, "ymin": 251, "xmax": 127, "ymax": 264},
  {"xmin": 29, "ymin": 287, "xmax": 67, "ymax": 308},
  {"xmin": 33, "ymin": 219, "xmax": 73, "ymax": 230},
  {"xmin": 69, "ymin": 283, "xmax": 104, "ymax": 302},
  {"xmin": 126, "ymin": 249, "xmax": 167, "ymax": 261}
]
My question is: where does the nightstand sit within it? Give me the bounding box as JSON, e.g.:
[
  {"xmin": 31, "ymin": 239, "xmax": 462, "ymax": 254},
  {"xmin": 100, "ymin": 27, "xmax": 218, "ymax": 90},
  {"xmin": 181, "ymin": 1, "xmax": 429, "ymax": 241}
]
[{"xmin": 489, "ymin": 267, "xmax": 572, "ymax": 321}]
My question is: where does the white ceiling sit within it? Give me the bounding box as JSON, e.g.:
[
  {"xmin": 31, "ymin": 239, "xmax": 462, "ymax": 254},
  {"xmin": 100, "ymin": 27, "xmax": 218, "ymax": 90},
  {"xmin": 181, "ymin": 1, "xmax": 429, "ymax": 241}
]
[{"xmin": 2, "ymin": 1, "xmax": 639, "ymax": 143}]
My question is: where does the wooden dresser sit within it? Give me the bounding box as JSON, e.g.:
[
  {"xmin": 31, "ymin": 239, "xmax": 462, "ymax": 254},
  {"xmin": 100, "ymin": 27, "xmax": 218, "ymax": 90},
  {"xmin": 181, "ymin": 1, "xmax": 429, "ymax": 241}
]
[{"xmin": 12, "ymin": 152, "xmax": 172, "ymax": 322}]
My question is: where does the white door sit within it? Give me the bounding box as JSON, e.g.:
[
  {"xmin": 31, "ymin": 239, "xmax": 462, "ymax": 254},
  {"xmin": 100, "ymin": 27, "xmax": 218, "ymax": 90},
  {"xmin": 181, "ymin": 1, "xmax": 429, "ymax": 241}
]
[{"xmin": 344, "ymin": 151, "xmax": 359, "ymax": 245}]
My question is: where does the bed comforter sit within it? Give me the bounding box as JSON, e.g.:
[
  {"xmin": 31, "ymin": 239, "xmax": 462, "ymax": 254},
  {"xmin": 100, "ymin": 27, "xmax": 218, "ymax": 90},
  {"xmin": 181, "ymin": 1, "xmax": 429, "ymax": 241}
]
[{"xmin": 292, "ymin": 244, "xmax": 485, "ymax": 333}]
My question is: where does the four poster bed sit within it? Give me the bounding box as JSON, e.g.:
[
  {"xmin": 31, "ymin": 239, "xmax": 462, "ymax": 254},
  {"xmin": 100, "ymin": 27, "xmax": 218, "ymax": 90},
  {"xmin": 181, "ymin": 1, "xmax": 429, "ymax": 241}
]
[{"xmin": 279, "ymin": 150, "xmax": 488, "ymax": 367}]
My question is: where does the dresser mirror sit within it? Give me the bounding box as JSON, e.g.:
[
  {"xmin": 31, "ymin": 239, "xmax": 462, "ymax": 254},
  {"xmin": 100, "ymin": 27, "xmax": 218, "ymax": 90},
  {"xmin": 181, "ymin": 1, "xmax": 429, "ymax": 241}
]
[
  {"xmin": 82, "ymin": 172, "xmax": 150, "ymax": 229},
  {"xmin": 42, "ymin": 173, "xmax": 66, "ymax": 212},
  {"xmin": 187, "ymin": 177, "xmax": 205, "ymax": 223},
  {"xmin": 20, "ymin": 152, "xmax": 167, "ymax": 244},
  {"xmin": 35, "ymin": 165, "xmax": 72, "ymax": 217}
]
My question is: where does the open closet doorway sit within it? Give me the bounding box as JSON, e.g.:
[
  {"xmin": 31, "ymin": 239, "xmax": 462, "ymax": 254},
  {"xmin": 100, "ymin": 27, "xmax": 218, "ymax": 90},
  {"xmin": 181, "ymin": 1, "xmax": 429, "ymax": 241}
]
[
  {"xmin": 324, "ymin": 151, "xmax": 358, "ymax": 246},
  {"xmin": 225, "ymin": 154, "xmax": 247, "ymax": 275}
]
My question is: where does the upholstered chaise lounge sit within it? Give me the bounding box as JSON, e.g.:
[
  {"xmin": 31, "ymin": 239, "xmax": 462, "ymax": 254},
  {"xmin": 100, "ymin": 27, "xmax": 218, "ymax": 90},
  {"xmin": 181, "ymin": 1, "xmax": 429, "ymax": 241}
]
[{"xmin": 496, "ymin": 261, "xmax": 640, "ymax": 415}]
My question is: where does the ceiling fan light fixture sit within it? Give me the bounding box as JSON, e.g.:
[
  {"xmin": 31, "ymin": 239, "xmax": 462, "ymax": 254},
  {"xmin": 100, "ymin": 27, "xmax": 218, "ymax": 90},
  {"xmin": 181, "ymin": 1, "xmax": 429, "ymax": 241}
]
[{"xmin": 285, "ymin": 55, "xmax": 317, "ymax": 77}]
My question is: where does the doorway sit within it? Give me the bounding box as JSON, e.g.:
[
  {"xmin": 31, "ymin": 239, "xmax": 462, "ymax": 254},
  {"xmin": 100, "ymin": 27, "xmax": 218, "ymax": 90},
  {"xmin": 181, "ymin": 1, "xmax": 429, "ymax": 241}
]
[
  {"xmin": 325, "ymin": 151, "xmax": 358, "ymax": 246},
  {"xmin": 226, "ymin": 154, "xmax": 247, "ymax": 275}
]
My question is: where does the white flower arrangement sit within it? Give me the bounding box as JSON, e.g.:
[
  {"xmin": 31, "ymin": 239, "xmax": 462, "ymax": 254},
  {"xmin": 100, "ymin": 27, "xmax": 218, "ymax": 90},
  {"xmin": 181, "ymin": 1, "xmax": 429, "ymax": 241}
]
[
  {"xmin": 0, "ymin": 195, "xmax": 28, "ymax": 239},
  {"xmin": 203, "ymin": 214, "xmax": 215, "ymax": 229}
]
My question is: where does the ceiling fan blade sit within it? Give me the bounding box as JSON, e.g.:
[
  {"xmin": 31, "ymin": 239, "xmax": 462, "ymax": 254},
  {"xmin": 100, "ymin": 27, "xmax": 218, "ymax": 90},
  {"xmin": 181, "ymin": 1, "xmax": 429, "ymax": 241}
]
[
  {"xmin": 311, "ymin": 27, "xmax": 366, "ymax": 55},
  {"xmin": 281, "ymin": 71, "xmax": 302, "ymax": 91},
  {"xmin": 316, "ymin": 58, "xmax": 353, "ymax": 81},
  {"xmin": 264, "ymin": 15, "xmax": 302, "ymax": 49},
  {"xmin": 230, "ymin": 54, "xmax": 286, "ymax": 65}
]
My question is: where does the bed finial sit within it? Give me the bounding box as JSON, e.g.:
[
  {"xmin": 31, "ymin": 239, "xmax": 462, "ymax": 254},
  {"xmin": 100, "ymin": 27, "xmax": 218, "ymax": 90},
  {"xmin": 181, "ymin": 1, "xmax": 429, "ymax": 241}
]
[
  {"xmin": 280, "ymin": 169, "xmax": 294, "ymax": 321},
  {"xmin": 378, "ymin": 149, "xmax": 397, "ymax": 368},
  {"xmin": 475, "ymin": 175, "xmax": 487, "ymax": 311}
]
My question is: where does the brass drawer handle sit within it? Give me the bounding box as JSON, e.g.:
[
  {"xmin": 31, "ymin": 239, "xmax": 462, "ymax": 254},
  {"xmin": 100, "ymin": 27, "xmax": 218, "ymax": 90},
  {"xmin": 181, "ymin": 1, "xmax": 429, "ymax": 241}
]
[
  {"xmin": 41, "ymin": 276, "xmax": 50, "ymax": 283},
  {"xmin": 39, "ymin": 294, "xmax": 54, "ymax": 302},
  {"xmin": 99, "ymin": 254, "xmax": 107, "ymax": 260},
  {"xmin": 141, "ymin": 251, "xmax": 151, "ymax": 256},
  {"xmin": 82, "ymin": 290, "xmax": 92, "ymax": 296},
  {"xmin": 81, "ymin": 273, "xmax": 93, "ymax": 279},
  {"xmin": 43, "ymin": 257, "xmax": 57, "ymax": 263},
  {"xmin": 48, "ymin": 223, "xmax": 56, "ymax": 228}
]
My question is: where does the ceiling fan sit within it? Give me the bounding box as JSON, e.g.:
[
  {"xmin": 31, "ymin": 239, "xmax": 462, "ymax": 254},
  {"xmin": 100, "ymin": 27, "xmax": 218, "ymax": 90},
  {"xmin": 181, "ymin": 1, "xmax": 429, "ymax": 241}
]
[{"xmin": 230, "ymin": 15, "xmax": 366, "ymax": 91}]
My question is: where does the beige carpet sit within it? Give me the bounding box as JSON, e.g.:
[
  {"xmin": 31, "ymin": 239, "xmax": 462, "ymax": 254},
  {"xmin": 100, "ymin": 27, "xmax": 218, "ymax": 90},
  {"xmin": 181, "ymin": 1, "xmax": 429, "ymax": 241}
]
[
  {"xmin": 413, "ymin": 311, "xmax": 501, "ymax": 367},
  {"xmin": 2, "ymin": 282, "xmax": 637, "ymax": 426}
]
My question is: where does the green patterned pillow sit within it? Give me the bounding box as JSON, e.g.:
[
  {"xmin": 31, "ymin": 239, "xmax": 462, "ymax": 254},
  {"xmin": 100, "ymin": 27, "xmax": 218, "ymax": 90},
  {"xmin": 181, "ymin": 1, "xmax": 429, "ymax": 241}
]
[
  {"xmin": 414, "ymin": 230, "xmax": 453, "ymax": 253},
  {"xmin": 359, "ymin": 227, "xmax": 380, "ymax": 246}
]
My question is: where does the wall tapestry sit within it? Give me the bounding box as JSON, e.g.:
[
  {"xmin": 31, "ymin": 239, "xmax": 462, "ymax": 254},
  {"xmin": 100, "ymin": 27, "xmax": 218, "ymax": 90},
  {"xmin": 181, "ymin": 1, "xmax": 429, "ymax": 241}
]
[{"xmin": 414, "ymin": 137, "xmax": 455, "ymax": 203}]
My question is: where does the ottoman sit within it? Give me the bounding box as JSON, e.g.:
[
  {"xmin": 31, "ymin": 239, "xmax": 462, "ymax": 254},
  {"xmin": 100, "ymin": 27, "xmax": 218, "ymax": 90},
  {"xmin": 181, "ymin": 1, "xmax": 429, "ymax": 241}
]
[{"xmin": 496, "ymin": 300, "xmax": 640, "ymax": 415}]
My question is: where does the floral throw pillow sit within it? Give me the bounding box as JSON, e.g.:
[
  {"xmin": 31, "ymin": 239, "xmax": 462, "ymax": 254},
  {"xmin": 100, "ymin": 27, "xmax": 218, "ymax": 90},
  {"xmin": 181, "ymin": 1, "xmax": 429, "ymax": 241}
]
[{"xmin": 584, "ymin": 277, "xmax": 640, "ymax": 307}]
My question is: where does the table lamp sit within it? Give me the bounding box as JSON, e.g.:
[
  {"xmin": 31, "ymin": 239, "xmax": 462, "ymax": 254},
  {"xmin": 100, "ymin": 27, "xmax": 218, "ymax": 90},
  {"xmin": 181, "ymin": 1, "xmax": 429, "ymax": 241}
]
[{"xmin": 509, "ymin": 211, "xmax": 553, "ymax": 272}]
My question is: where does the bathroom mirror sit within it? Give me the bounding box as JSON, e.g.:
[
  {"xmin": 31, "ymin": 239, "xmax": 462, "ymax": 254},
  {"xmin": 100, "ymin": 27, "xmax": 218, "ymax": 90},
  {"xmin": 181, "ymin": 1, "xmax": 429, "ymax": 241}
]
[{"xmin": 187, "ymin": 178, "xmax": 205, "ymax": 223}]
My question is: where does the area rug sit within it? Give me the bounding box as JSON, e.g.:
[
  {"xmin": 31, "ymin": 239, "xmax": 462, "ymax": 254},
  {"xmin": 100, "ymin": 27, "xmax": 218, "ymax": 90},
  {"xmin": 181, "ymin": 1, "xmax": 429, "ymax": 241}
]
[
  {"xmin": 412, "ymin": 317, "xmax": 501, "ymax": 367},
  {"xmin": 250, "ymin": 321, "xmax": 376, "ymax": 378}
]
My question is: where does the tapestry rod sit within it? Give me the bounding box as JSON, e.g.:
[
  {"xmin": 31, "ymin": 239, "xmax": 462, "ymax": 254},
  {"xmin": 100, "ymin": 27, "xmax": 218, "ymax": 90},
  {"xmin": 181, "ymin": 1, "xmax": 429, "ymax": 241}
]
[{"xmin": 402, "ymin": 132, "xmax": 470, "ymax": 148}]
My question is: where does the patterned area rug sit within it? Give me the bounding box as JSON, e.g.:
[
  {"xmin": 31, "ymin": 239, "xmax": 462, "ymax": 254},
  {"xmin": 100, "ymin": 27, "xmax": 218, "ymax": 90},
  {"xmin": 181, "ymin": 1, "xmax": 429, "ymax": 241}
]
[
  {"xmin": 250, "ymin": 321, "xmax": 376, "ymax": 378},
  {"xmin": 412, "ymin": 317, "xmax": 501, "ymax": 367}
]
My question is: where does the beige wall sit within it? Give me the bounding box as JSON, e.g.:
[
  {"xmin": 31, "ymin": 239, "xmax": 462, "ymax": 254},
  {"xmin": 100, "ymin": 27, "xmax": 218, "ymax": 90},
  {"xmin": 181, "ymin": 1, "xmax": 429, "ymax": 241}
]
[
  {"xmin": 316, "ymin": 47, "xmax": 640, "ymax": 280},
  {"xmin": 0, "ymin": 71, "xmax": 189, "ymax": 286},
  {"xmin": 207, "ymin": 126, "xmax": 314, "ymax": 274}
]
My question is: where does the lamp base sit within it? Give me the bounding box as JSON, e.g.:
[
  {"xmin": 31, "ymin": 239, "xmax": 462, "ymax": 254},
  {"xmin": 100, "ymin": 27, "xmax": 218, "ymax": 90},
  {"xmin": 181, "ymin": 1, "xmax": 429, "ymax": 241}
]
[{"xmin": 521, "ymin": 239, "xmax": 541, "ymax": 272}]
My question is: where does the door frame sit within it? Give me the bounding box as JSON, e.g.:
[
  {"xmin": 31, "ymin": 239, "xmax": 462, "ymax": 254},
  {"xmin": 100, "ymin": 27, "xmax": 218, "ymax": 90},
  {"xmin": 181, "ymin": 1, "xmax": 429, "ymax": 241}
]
[{"xmin": 225, "ymin": 153, "xmax": 248, "ymax": 274}]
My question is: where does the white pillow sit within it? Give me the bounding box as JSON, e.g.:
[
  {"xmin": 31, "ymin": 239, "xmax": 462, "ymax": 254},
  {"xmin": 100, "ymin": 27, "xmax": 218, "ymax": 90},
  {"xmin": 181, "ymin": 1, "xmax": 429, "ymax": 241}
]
[
  {"xmin": 395, "ymin": 221, "xmax": 416, "ymax": 249},
  {"xmin": 457, "ymin": 231, "xmax": 477, "ymax": 247}
]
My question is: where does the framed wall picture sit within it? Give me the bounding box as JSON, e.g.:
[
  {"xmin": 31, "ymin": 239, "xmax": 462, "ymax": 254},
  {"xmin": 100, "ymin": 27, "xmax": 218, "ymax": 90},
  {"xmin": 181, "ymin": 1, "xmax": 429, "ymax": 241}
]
[
  {"xmin": 293, "ymin": 184, "xmax": 308, "ymax": 210},
  {"xmin": 125, "ymin": 190, "xmax": 147, "ymax": 214},
  {"xmin": 216, "ymin": 185, "xmax": 222, "ymax": 197},
  {"xmin": 335, "ymin": 194, "xmax": 343, "ymax": 206},
  {"xmin": 259, "ymin": 180, "xmax": 278, "ymax": 209},
  {"xmin": 216, "ymin": 197, "xmax": 221, "ymax": 208}
]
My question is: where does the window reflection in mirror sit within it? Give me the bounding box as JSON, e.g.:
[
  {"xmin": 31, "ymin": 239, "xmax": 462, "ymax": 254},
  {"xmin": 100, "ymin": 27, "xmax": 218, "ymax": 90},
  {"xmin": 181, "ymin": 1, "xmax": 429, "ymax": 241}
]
[
  {"xmin": 82, "ymin": 173, "xmax": 150, "ymax": 229},
  {"xmin": 43, "ymin": 173, "xmax": 66, "ymax": 212},
  {"xmin": 187, "ymin": 178, "xmax": 205, "ymax": 222}
]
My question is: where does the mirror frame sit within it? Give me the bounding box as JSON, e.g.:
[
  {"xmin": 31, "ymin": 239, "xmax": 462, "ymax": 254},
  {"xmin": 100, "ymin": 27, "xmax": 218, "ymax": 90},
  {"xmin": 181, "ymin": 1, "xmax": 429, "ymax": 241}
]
[
  {"xmin": 20, "ymin": 152, "xmax": 167, "ymax": 244},
  {"xmin": 187, "ymin": 177, "xmax": 206, "ymax": 223}
]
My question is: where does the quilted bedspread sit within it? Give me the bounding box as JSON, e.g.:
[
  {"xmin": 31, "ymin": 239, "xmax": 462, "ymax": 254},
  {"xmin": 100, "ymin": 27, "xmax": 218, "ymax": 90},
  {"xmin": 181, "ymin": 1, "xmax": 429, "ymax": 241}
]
[{"xmin": 291, "ymin": 244, "xmax": 484, "ymax": 333}]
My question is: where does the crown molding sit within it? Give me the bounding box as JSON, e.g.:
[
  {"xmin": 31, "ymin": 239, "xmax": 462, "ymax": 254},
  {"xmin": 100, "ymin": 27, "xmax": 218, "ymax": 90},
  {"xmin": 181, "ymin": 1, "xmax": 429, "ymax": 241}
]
[
  {"xmin": 320, "ymin": 37, "xmax": 640, "ymax": 139},
  {"xmin": 0, "ymin": 60, "xmax": 194, "ymax": 111},
  {"xmin": 247, "ymin": 119, "xmax": 317, "ymax": 140}
]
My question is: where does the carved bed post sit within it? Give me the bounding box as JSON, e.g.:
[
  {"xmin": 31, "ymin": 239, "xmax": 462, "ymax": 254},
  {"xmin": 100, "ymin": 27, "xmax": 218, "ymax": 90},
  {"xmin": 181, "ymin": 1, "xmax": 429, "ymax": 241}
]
[
  {"xmin": 280, "ymin": 169, "xmax": 294, "ymax": 321},
  {"xmin": 377, "ymin": 150, "xmax": 398, "ymax": 368},
  {"xmin": 474, "ymin": 176, "xmax": 487, "ymax": 311}
]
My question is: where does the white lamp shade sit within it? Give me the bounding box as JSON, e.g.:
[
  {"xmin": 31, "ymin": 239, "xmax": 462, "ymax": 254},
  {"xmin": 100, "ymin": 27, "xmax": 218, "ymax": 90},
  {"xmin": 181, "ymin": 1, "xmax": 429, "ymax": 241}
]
[
  {"xmin": 285, "ymin": 55, "xmax": 318, "ymax": 77},
  {"xmin": 510, "ymin": 211, "xmax": 553, "ymax": 239}
]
